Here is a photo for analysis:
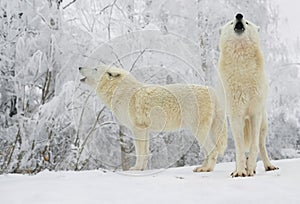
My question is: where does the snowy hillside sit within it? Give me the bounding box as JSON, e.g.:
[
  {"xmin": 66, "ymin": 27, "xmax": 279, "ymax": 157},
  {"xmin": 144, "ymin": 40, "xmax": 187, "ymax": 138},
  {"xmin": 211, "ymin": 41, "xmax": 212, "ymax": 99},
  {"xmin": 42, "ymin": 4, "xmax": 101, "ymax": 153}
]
[{"xmin": 1, "ymin": 159, "xmax": 299, "ymax": 204}]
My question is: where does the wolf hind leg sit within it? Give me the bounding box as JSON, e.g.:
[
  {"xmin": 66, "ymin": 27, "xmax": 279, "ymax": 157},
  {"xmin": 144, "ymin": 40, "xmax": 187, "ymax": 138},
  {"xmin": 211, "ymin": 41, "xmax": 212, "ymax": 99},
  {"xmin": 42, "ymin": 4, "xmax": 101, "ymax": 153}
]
[
  {"xmin": 129, "ymin": 128, "xmax": 149, "ymax": 171},
  {"xmin": 259, "ymin": 111, "xmax": 279, "ymax": 171}
]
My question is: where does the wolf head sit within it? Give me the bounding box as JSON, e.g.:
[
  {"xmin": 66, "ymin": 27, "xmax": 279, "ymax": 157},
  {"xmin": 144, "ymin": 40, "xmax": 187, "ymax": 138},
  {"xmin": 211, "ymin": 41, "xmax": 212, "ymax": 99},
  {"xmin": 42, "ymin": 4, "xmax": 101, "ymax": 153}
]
[
  {"xmin": 219, "ymin": 13, "xmax": 260, "ymax": 48},
  {"xmin": 79, "ymin": 65, "xmax": 129, "ymax": 89},
  {"xmin": 79, "ymin": 65, "xmax": 141, "ymax": 117}
]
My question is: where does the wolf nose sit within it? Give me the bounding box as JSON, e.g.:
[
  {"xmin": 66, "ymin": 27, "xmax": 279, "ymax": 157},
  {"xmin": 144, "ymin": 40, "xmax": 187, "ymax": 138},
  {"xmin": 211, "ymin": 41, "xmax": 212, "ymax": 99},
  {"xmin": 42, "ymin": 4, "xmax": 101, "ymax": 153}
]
[
  {"xmin": 79, "ymin": 67, "xmax": 82, "ymax": 70},
  {"xmin": 236, "ymin": 13, "xmax": 243, "ymax": 21}
]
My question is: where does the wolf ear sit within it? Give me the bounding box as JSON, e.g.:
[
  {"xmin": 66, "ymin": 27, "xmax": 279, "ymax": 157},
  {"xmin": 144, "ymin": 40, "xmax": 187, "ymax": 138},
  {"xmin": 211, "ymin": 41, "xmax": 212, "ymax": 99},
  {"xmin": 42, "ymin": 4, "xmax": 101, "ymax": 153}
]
[{"xmin": 107, "ymin": 71, "xmax": 121, "ymax": 79}]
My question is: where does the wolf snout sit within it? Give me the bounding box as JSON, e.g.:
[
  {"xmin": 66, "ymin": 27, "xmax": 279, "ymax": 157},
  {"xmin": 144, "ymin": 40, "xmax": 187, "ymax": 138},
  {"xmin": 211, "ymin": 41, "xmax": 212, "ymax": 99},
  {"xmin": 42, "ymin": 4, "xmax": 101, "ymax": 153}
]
[
  {"xmin": 234, "ymin": 13, "xmax": 245, "ymax": 34},
  {"xmin": 78, "ymin": 67, "xmax": 87, "ymax": 82}
]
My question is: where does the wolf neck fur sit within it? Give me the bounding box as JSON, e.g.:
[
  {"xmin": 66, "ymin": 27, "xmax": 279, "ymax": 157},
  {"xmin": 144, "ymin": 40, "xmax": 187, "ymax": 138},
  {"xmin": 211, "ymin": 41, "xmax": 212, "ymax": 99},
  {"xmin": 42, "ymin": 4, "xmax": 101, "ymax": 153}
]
[{"xmin": 97, "ymin": 74, "xmax": 142, "ymax": 109}]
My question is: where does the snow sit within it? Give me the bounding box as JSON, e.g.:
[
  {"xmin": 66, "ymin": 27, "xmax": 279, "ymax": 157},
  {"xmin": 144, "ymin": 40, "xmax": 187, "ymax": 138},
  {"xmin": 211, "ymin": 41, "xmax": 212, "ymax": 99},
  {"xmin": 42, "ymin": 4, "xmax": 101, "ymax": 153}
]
[{"xmin": 1, "ymin": 159, "xmax": 299, "ymax": 204}]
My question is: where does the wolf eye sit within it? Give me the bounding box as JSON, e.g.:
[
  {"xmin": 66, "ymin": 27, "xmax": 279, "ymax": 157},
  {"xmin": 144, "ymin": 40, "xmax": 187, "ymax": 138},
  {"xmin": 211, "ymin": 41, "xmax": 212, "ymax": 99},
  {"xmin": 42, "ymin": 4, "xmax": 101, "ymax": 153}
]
[
  {"xmin": 94, "ymin": 68, "xmax": 97, "ymax": 71},
  {"xmin": 230, "ymin": 22, "xmax": 234, "ymax": 25},
  {"xmin": 246, "ymin": 21, "xmax": 249, "ymax": 25}
]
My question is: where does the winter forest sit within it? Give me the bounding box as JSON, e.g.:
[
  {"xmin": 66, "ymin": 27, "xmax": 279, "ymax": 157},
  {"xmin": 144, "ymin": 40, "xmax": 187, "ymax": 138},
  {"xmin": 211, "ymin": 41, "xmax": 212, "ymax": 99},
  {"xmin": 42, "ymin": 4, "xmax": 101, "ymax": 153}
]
[{"xmin": 0, "ymin": 0, "xmax": 299, "ymax": 174}]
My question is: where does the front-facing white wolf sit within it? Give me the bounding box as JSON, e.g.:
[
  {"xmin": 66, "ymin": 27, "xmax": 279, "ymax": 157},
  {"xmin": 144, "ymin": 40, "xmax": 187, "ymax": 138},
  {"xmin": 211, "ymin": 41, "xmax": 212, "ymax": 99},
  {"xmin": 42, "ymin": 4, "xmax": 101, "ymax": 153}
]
[
  {"xmin": 218, "ymin": 13, "xmax": 278, "ymax": 177},
  {"xmin": 79, "ymin": 65, "xmax": 227, "ymax": 172}
]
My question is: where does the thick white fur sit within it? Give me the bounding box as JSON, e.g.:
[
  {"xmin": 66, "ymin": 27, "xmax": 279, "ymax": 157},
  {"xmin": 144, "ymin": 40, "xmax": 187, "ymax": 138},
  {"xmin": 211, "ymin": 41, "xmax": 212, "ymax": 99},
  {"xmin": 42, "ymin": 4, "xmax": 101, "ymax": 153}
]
[
  {"xmin": 80, "ymin": 66, "xmax": 227, "ymax": 172},
  {"xmin": 218, "ymin": 16, "xmax": 278, "ymax": 177}
]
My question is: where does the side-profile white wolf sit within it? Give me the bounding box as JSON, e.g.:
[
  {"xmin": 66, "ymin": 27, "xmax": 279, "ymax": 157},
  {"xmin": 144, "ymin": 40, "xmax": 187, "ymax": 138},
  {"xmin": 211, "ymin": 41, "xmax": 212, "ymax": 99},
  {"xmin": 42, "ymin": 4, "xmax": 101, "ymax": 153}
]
[{"xmin": 79, "ymin": 65, "xmax": 227, "ymax": 171}]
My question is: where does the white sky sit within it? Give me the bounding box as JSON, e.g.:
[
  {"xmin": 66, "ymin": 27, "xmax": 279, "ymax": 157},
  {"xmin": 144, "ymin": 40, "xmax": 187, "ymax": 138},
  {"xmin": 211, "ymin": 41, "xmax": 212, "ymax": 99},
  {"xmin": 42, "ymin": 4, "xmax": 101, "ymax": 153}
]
[{"xmin": 276, "ymin": 0, "xmax": 300, "ymax": 41}]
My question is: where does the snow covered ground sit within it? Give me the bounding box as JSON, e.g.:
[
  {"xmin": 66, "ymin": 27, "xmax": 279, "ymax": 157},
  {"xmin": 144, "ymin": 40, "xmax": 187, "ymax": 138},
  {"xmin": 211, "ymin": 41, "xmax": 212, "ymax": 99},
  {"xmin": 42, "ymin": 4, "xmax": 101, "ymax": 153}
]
[{"xmin": 0, "ymin": 159, "xmax": 299, "ymax": 204}]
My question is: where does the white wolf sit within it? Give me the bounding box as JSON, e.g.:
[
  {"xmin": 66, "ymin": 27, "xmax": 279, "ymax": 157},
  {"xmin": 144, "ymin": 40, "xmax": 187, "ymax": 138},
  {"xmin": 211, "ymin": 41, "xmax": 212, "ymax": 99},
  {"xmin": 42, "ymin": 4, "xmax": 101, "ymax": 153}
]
[
  {"xmin": 79, "ymin": 65, "xmax": 227, "ymax": 172},
  {"xmin": 218, "ymin": 13, "xmax": 278, "ymax": 177}
]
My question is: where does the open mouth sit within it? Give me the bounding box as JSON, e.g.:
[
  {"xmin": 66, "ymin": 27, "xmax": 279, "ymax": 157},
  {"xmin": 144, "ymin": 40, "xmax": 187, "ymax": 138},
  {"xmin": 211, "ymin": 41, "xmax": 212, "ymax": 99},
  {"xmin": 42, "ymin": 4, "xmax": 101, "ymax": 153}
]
[
  {"xmin": 234, "ymin": 22, "xmax": 245, "ymax": 34},
  {"xmin": 80, "ymin": 77, "xmax": 87, "ymax": 82}
]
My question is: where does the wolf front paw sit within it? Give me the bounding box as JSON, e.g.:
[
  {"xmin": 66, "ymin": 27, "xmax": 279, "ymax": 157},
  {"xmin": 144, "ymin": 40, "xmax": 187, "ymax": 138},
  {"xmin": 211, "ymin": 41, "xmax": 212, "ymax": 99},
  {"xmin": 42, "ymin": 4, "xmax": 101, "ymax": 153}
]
[
  {"xmin": 231, "ymin": 169, "xmax": 247, "ymax": 177},
  {"xmin": 247, "ymin": 169, "xmax": 256, "ymax": 176},
  {"xmin": 246, "ymin": 158, "xmax": 256, "ymax": 176},
  {"xmin": 129, "ymin": 166, "xmax": 145, "ymax": 171},
  {"xmin": 193, "ymin": 166, "xmax": 213, "ymax": 172}
]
